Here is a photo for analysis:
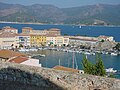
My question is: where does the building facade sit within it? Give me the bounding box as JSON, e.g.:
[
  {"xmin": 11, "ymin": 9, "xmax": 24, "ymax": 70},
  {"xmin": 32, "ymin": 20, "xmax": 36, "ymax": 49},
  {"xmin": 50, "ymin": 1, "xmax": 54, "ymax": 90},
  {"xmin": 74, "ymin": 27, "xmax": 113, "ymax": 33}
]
[
  {"xmin": 30, "ymin": 35, "xmax": 46, "ymax": 47},
  {"xmin": 69, "ymin": 36, "xmax": 98, "ymax": 49},
  {"xmin": 0, "ymin": 32, "xmax": 17, "ymax": 49},
  {"xmin": 16, "ymin": 34, "xmax": 30, "ymax": 48},
  {"xmin": 22, "ymin": 27, "xmax": 33, "ymax": 34},
  {"xmin": 98, "ymin": 35, "xmax": 114, "ymax": 42},
  {"xmin": 46, "ymin": 36, "xmax": 69, "ymax": 47},
  {"xmin": 2, "ymin": 26, "xmax": 18, "ymax": 34},
  {"xmin": 48, "ymin": 28, "xmax": 61, "ymax": 36}
]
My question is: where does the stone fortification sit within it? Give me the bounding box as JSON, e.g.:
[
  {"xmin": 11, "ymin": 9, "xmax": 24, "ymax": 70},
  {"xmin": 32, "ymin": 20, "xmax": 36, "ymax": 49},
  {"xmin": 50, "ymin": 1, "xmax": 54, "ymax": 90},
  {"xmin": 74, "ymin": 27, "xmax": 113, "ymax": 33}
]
[{"xmin": 0, "ymin": 61, "xmax": 120, "ymax": 90}]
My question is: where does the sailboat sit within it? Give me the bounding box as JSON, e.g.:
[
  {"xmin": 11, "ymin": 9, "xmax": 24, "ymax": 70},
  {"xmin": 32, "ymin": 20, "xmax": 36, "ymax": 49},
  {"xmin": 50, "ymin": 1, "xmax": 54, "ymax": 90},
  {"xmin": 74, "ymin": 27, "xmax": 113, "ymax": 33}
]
[
  {"xmin": 79, "ymin": 26, "xmax": 82, "ymax": 28},
  {"xmin": 72, "ymin": 51, "xmax": 78, "ymax": 69}
]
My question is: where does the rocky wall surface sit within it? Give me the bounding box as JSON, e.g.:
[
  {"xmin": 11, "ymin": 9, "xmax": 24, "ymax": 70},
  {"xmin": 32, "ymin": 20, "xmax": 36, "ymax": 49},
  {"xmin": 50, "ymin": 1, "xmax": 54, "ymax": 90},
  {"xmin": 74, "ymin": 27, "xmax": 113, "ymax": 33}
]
[{"xmin": 0, "ymin": 61, "xmax": 120, "ymax": 90}]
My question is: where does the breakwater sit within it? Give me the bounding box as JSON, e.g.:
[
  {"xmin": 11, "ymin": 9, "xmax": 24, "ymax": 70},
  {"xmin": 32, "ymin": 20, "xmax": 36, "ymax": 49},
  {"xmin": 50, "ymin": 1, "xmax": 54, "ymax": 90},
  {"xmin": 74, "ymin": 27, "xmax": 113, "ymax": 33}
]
[{"xmin": 0, "ymin": 61, "xmax": 120, "ymax": 90}]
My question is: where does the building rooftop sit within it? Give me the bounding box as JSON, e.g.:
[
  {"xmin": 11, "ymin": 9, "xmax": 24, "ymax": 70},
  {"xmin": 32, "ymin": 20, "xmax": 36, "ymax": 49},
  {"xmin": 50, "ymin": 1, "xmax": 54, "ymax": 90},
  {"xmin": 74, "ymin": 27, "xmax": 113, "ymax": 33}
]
[
  {"xmin": 17, "ymin": 33, "xmax": 30, "ymax": 36},
  {"xmin": 53, "ymin": 66, "xmax": 79, "ymax": 73},
  {"xmin": 9, "ymin": 56, "xmax": 28, "ymax": 64},
  {"xmin": 49, "ymin": 28, "xmax": 60, "ymax": 31},
  {"xmin": 2, "ymin": 26, "xmax": 17, "ymax": 30},
  {"xmin": 0, "ymin": 49, "xmax": 27, "ymax": 59},
  {"xmin": 70, "ymin": 38, "xmax": 98, "ymax": 42},
  {"xmin": 98, "ymin": 35, "xmax": 111, "ymax": 39},
  {"xmin": 46, "ymin": 34, "xmax": 57, "ymax": 37},
  {"xmin": 0, "ymin": 32, "xmax": 17, "ymax": 38},
  {"xmin": 22, "ymin": 27, "xmax": 33, "ymax": 30}
]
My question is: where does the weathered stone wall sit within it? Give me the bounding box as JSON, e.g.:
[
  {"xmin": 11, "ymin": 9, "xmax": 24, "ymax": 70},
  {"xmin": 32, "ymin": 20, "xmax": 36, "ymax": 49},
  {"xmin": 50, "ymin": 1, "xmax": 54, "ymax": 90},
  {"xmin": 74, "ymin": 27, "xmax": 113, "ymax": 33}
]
[{"xmin": 0, "ymin": 61, "xmax": 120, "ymax": 90}]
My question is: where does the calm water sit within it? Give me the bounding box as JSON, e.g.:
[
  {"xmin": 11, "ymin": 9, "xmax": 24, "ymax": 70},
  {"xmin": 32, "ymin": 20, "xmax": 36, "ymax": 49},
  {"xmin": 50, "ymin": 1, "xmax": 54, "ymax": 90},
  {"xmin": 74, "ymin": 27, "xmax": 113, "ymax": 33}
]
[
  {"xmin": 0, "ymin": 23, "xmax": 120, "ymax": 78},
  {"xmin": 30, "ymin": 50, "xmax": 120, "ymax": 79},
  {"xmin": 0, "ymin": 23, "xmax": 120, "ymax": 41}
]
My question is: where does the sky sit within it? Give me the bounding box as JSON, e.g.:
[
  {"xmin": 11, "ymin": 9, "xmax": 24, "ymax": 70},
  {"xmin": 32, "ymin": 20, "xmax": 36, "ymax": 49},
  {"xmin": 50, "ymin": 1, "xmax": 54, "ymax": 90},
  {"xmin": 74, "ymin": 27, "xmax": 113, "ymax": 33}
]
[{"xmin": 0, "ymin": 0, "xmax": 120, "ymax": 8}]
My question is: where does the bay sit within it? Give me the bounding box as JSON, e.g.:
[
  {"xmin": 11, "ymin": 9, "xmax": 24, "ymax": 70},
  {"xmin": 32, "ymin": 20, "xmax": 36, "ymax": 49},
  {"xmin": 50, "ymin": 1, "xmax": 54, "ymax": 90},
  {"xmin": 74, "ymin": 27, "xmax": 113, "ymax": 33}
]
[{"xmin": 0, "ymin": 23, "xmax": 120, "ymax": 78}]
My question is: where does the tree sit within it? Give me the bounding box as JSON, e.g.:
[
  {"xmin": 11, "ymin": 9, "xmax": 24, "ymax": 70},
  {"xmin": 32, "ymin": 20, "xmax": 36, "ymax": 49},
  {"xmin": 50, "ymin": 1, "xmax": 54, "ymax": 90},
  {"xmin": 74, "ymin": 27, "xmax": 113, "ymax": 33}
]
[
  {"xmin": 95, "ymin": 55, "xmax": 106, "ymax": 76},
  {"xmin": 82, "ymin": 54, "xmax": 93, "ymax": 74},
  {"xmin": 82, "ymin": 54, "xmax": 106, "ymax": 76},
  {"xmin": 113, "ymin": 43, "xmax": 120, "ymax": 51}
]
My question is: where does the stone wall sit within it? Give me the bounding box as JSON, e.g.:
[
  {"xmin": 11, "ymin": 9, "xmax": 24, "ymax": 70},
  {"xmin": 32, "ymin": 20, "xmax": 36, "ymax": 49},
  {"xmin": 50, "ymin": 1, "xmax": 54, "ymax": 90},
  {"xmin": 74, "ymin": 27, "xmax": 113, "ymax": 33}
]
[{"xmin": 0, "ymin": 61, "xmax": 120, "ymax": 90}]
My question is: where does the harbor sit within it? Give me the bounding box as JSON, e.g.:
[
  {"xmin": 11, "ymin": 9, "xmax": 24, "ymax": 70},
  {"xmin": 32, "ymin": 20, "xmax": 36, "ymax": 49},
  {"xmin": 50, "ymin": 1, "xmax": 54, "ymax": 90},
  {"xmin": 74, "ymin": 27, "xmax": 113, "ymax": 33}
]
[{"xmin": 27, "ymin": 49, "xmax": 120, "ymax": 79}]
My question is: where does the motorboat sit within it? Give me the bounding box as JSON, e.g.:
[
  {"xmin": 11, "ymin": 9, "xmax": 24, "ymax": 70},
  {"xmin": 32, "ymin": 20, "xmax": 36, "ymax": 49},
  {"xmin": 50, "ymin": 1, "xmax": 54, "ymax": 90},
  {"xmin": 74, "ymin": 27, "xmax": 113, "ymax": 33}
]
[{"xmin": 106, "ymin": 68, "xmax": 117, "ymax": 73}]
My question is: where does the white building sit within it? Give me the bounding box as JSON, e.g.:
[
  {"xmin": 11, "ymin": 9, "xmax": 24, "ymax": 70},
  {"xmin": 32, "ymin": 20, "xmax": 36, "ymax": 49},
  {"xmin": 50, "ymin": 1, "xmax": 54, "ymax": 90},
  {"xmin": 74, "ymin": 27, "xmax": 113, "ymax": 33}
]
[
  {"xmin": 9, "ymin": 56, "xmax": 41, "ymax": 67},
  {"xmin": 46, "ymin": 35, "xmax": 69, "ymax": 46},
  {"xmin": 98, "ymin": 35, "xmax": 114, "ymax": 42},
  {"xmin": 16, "ymin": 34, "xmax": 30, "ymax": 47},
  {"xmin": 69, "ymin": 36, "xmax": 98, "ymax": 47},
  {"xmin": 0, "ymin": 32, "xmax": 17, "ymax": 49},
  {"xmin": 2, "ymin": 26, "xmax": 18, "ymax": 34}
]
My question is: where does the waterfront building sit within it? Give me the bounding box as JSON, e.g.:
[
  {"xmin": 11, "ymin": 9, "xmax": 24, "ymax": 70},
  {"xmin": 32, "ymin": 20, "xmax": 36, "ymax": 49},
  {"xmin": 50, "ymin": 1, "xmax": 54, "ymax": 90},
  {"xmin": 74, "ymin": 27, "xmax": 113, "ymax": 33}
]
[
  {"xmin": 98, "ymin": 35, "xmax": 114, "ymax": 42},
  {"xmin": 9, "ymin": 56, "xmax": 42, "ymax": 67},
  {"xmin": 48, "ymin": 28, "xmax": 61, "ymax": 36},
  {"xmin": 46, "ymin": 35, "xmax": 69, "ymax": 46},
  {"xmin": 30, "ymin": 35, "xmax": 46, "ymax": 47},
  {"xmin": 2, "ymin": 26, "xmax": 18, "ymax": 34},
  {"xmin": 22, "ymin": 27, "xmax": 61, "ymax": 36},
  {"xmin": 69, "ymin": 36, "xmax": 98, "ymax": 48},
  {"xmin": 16, "ymin": 34, "xmax": 30, "ymax": 48},
  {"xmin": 22, "ymin": 27, "xmax": 33, "ymax": 34},
  {"xmin": 31, "ymin": 29, "xmax": 48, "ymax": 35},
  {"xmin": 0, "ymin": 32, "xmax": 17, "ymax": 49}
]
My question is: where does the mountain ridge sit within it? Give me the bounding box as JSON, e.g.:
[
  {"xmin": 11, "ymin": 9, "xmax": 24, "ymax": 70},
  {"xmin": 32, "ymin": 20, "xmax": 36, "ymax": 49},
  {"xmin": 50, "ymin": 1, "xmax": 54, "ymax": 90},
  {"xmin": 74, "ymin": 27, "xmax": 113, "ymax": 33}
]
[{"xmin": 0, "ymin": 2, "xmax": 120, "ymax": 25}]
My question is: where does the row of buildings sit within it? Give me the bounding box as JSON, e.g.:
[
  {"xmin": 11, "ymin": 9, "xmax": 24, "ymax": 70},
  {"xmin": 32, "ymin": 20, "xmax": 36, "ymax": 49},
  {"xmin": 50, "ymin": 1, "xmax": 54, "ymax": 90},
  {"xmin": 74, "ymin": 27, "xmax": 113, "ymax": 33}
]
[{"xmin": 0, "ymin": 26, "xmax": 114, "ymax": 49}]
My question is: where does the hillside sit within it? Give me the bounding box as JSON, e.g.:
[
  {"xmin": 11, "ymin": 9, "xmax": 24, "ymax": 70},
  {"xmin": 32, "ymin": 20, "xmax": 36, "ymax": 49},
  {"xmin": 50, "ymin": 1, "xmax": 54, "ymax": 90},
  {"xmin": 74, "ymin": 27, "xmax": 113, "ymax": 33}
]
[{"xmin": 0, "ymin": 2, "xmax": 120, "ymax": 25}]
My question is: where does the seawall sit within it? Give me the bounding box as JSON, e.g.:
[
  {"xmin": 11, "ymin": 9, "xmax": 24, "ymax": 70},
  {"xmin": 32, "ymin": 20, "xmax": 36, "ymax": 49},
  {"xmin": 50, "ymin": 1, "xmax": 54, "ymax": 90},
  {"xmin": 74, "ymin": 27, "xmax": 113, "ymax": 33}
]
[{"xmin": 0, "ymin": 61, "xmax": 120, "ymax": 90}]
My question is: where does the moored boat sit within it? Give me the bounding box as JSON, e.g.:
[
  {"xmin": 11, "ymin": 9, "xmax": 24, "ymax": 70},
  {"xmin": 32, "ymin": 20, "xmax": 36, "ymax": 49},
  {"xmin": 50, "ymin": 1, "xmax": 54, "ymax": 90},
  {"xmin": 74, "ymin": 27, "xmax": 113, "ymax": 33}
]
[{"xmin": 106, "ymin": 68, "xmax": 117, "ymax": 73}]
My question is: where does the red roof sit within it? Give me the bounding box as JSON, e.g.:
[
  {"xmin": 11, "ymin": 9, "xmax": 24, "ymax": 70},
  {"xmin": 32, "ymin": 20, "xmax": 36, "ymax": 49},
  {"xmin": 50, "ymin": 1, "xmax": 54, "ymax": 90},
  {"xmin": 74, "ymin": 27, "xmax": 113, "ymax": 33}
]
[
  {"xmin": 0, "ymin": 49, "xmax": 27, "ymax": 59},
  {"xmin": 53, "ymin": 66, "xmax": 79, "ymax": 73},
  {"xmin": 0, "ymin": 32, "xmax": 17, "ymax": 38},
  {"xmin": 9, "ymin": 56, "xmax": 28, "ymax": 64}
]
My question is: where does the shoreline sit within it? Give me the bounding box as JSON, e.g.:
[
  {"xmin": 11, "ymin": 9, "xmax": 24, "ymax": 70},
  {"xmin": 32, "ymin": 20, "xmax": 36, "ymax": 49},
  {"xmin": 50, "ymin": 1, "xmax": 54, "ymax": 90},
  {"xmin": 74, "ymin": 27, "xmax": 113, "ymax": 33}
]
[{"xmin": 0, "ymin": 21, "xmax": 120, "ymax": 27}]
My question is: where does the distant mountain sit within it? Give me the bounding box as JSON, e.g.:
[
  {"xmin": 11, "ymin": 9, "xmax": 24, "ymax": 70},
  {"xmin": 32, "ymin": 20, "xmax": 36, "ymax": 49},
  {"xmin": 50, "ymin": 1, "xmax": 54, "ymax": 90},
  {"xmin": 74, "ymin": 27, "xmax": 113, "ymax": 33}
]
[{"xmin": 0, "ymin": 2, "xmax": 120, "ymax": 25}]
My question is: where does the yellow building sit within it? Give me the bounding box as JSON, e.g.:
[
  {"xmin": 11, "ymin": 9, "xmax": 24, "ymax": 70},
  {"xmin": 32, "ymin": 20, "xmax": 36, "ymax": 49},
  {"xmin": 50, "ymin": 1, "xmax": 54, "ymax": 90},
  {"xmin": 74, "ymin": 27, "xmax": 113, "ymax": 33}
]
[{"xmin": 30, "ymin": 35, "xmax": 46, "ymax": 47}]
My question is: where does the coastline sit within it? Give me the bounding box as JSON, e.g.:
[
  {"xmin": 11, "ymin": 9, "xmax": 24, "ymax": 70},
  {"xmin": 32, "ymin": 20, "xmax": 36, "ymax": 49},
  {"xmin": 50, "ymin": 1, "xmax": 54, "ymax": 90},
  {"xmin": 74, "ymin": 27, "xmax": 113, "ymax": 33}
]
[{"xmin": 0, "ymin": 21, "xmax": 120, "ymax": 27}]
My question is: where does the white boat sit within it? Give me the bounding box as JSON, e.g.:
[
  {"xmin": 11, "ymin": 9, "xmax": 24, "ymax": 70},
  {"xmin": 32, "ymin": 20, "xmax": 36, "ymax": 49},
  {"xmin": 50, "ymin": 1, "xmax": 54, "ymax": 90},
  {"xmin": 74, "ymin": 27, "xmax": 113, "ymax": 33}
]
[
  {"xmin": 111, "ymin": 53, "xmax": 118, "ymax": 56},
  {"xmin": 19, "ymin": 48, "xmax": 29, "ymax": 52},
  {"xmin": 31, "ymin": 54, "xmax": 45, "ymax": 57},
  {"xmin": 79, "ymin": 26, "xmax": 82, "ymax": 28},
  {"xmin": 106, "ymin": 68, "xmax": 117, "ymax": 73},
  {"xmin": 29, "ymin": 48, "xmax": 38, "ymax": 51}
]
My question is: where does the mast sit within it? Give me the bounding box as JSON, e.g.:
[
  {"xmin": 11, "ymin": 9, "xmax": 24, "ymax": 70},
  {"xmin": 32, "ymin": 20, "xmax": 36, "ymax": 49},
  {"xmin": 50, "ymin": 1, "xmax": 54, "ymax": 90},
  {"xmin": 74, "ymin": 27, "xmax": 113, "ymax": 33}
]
[
  {"xmin": 68, "ymin": 59, "xmax": 70, "ymax": 68},
  {"xmin": 72, "ymin": 51, "xmax": 74, "ymax": 69},
  {"xmin": 59, "ymin": 59, "xmax": 61, "ymax": 66}
]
